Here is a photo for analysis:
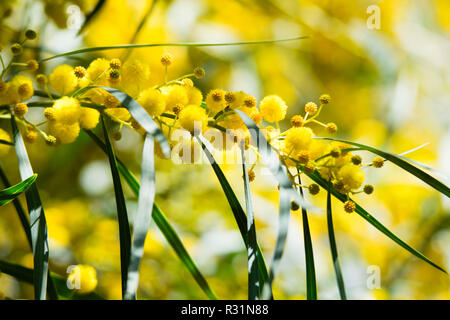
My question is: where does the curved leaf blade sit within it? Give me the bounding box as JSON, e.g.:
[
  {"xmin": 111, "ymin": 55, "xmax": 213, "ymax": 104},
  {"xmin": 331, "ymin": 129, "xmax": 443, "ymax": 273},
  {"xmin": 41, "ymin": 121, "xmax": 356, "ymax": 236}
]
[
  {"xmin": 0, "ymin": 260, "xmax": 103, "ymax": 300},
  {"xmin": 307, "ymin": 170, "xmax": 447, "ymax": 274},
  {"xmin": 240, "ymin": 145, "xmax": 260, "ymax": 300},
  {"xmin": 77, "ymin": 0, "xmax": 106, "ymax": 35},
  {"xmin": 100, "ymin": 87, "xmax": 170, "ymax": 158},
  {"xmin": 101, "ymin": 116, "xmax": 132, "ymax": 298},
  {"xmin": 197, "ymin": 136, "xmax": 271, "ymax": 298},
  {"xmin": 326, "ymin": 181, "xmax": 347, "ymax": 300},
  {"xmin": 0, "ymin": 173, "xmax": 37, "ymax": 206},
  {"xmin": 10, "ymin": 114, "xmax": 50, "ymax": 300},
  {"xmin": 234, "ymin": 109, "xmax": 318, "ymax": 299}
]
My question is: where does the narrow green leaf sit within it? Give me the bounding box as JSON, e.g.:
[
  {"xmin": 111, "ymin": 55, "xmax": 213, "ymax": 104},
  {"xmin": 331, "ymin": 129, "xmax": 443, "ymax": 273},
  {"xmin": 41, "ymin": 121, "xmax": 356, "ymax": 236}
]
[
  {"xmin": 0, "ymin": 260, "xmax": 103, "ymax": 300},
  {"xmin": 0, "ymin": 173, "xmax": 37, "ymax": 206},
  {"xmin": 197, "ymin": 136, "xmax": 272, "ymax": 298},
  {"xmin": 122, "ymin": 0, "xmax": 159, "ymax": 61},
  {"xmin": 326, "ymin": 181, "xmax": 347, "ymax": 300},
  {"xmin": 307, "ymin": 170, "xmax": 447, "ymax": 274},
  {"xmin": 240, "ymin": 145, "xmax": 260, "ymax": 300},
  {"xmin": 315, "ymin": 137, "xmax": 450, "ymax": 197},
  {"xmin": 84, "ymin": 129, "xmax": 217, "ymax": 299},
  {"xmin": 39, "ymin": 36, "xmax": 308, "ymax": 62},
  {"xmin": 101, "ymin": 116, "xmax": 132, "ymax": 298},
  {"xmin": 100, "ymin": 87, "xmax": 170, "ymax": 158},
  {"xmin": 10, "ymin": 114, "xmax": 50, "ymax": 300},
  {"xmin": 298, "ymin": 175, "xmax": 317, "ymax": 300},
  {"xmin": 124, "ymin": 134, "xmax": 155, "ymax": 300},
  {"xmin": 0, "ymin": 164, "xmax": 32, "ymax": 247},
  {"xmin": 77, "ymin": 0, "xmax": 106, "ymax": 35}
]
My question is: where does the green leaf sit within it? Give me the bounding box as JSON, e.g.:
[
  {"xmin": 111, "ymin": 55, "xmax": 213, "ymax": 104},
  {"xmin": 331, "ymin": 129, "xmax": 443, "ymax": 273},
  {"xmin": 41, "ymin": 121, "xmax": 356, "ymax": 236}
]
[
  {"xmin": 0, "ymin": 260, "xmax": 103, "ymax": 300},
  {"xmin": 306, "ymin": 170, "xmax": 447, "ymax": 274},
  {"xmin": 84, "ymin": 129, "xmax": 217, "ymax": 300},
  {"xmin": 197, "ymin": 136, "xmax": 271, "ymax": 299},
  {"xmin": 124, "ymin": 134, "xmax": 156, "ymax": 300},
  {"xmin": 297, "ymin": 175, "xmax": 317, "ymax": 300},
  {"xmin": 10, "ymin": 114, "xmax": 50, "ymax": 300},
  {"xmin": 315, "ymin": 137, "xmax": 450, "ymax": 197},
  {"xmin": 39, "ymin": 36, "xmax": 308, "ymax": 62},
  {"xmin": 77, "ymin": 0, "xmax": 106, "ymax": 35},
  {"xmin": 326, "ymin": 181, "xmax": 347, "ymax": 300},
  {"xmin": 233, "ymin": 109, "xmax": 317, "ymax": 300},
  {"xmin": 0, "ymin": 166, "xmax": 58, "ymax": 300},
  {"xmin": 101, "ymin": 116, "xmax": 132, "ymax": 299},
  {"xmin": 0, "ymin": 173, "xmax": 37, "ymax": 206},
  {"xmin": 240, "ymin": 145, "xmax": 260, "ymax": 300},
  {"xmin": 122, "ymin": 0, "xmax": 159, "ymax": 61},
  {"xmin": 100, "ymin": 87, "xmax": 170, "ymax": 158}
]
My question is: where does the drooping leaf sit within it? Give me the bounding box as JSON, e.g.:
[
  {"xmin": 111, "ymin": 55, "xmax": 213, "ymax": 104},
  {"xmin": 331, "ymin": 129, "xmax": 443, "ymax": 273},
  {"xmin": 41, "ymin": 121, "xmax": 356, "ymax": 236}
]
[
  {"xmin": 0, "ymin": 173, "xmax": 37, "ymax": 206},
  {"xmin": 40, "ymin": 37, "xmax": 308, "ymax": 62},
  {"xmin": 101, "ymin": 116, "xmax": 132, "ymax": 298},
  {"xmin": 315, "ymin": 137, "xmax": 450, "ymax": 197},
  {"xmin": 124, "ymin": 134, "xmax": 155, "ymax": 300},
  {"xmin": 298, "ymin": 175, "xmax": 317, "ymax": 300},
  {"xmin": 0, "ymin": 165, "xmax": 32, "ymax": 247},
  {"xmin": 84, "ymin": 129, "xmax": 217, "ymax": 299},
  {"xmin": 77, "ymin": 0, "xmax": 106, "ymax": 35},
  {"xmin": 10, "ymin": 114, "xmax": 50, "ymax": 300},
  {"xmin": 326, "ymin": 181, "xmax": 347, "ymax": 300},
  {"xmin": 240, "ymin": 145, "xmax": 260, "ymax": 300},
  {"xmin": 0, "ymin": 139, "xmax": 14, "ymax": 146},
  {"xmin": 197, "ymin": 136, "xmax": 271, "ymax": 298},
  {"xmin": 100, "ymin": 87, "xmax": 170, "ymax": 158},
  {"xmin": 306, "ymin": 169, "xmax": 447, "ymax": 274}
]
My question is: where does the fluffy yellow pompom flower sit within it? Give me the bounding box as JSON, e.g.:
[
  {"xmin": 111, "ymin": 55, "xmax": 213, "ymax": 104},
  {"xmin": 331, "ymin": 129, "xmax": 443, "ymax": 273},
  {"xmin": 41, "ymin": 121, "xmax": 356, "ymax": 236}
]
[
  {"xmin": 121, "ymin": 58, "xmax": 150, "ymax": 98},
  {"xmin": 87, "ymin": 58, "xmax": 110, "ymax": 85},
  {"xmin": 52, "ymin": 96, "xmax": 81, "ymax": 125},
  {"xmin": 0, "ymin": 128, "xmax": 12, "ymax": 157},
  {"xmin": 259, "ymin": 95, "xmax": 288, "ymax": 123},
  {"xmin": 284, "ymin": 127, "xmax": 314, "ymax": 154},
  {"xmin": 178, "ymin": 105, "xmax": 208, "ymax": 135},
  {"xmin": 48, "ymin": 121, "xmax": 80, "ymax": 144},
  {"xmin": 137, "ymin": 88, "xmax": 166, "ymax": 117},
  {"xmin": 205, "ymin": 89, "xmax": 225, "ymax": 112},
  {"xmin": 49, "ymin": 65, "xmax": 77, "ymax": 95},
  {"xmin": 337, "ymin": 164, "xmax": 365, "ymax": 191},
  {"xmin": 67, "ymin": 265, "xmax": 98, "ymax": 294},
  {"xmin": 79, "ymin": 107, "xmax": 100, "ymax": 130},
  {"xmin": 162, "ymin": 85, "xmax": 188, "ymax": 112},
  {"xmin": 186, "ymin": 87, "xmax": 203, "ymax": 106}
]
